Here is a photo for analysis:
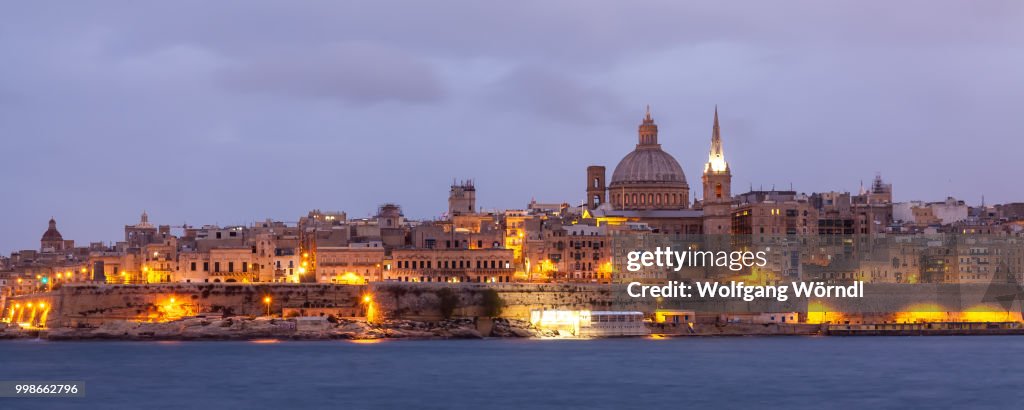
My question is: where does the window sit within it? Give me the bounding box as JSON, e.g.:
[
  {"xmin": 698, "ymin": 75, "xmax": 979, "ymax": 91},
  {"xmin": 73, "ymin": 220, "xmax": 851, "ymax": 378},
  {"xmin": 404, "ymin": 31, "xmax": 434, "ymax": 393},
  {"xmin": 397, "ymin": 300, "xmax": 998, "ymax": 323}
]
[
  {"xmin": 228, "ymin": 262, "xmax": 234, "ymax": 272},
  {"xmin": 214, "ymin": 262, "xmax": 220, "ymax": 273},
  {"xmin": 190, "ymin": 262, "xmax": 197, "ymax": 271}
]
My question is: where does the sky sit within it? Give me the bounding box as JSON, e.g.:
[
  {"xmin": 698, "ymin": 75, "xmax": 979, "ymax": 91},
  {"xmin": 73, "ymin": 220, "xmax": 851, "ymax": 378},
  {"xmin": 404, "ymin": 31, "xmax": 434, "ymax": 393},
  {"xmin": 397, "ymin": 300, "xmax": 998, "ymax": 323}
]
[{"xmin": 1, "ymin": 1, "xmax": 1023, "ymax": 253}]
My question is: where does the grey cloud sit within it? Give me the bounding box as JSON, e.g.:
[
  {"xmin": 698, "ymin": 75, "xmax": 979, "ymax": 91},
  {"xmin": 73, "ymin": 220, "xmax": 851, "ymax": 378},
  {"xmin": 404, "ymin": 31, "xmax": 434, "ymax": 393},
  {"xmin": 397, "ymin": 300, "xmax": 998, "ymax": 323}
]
[
  {"xmin": 217, "ymin": 42, "xmax": 445, "ymax": 104},
  {"xmin": 1, "ymin": 1, "xmax": 1024, "ymax": 253},
  {"xmin": 486, "ymin": 67, "xmax": 627, "ymax": 125}
]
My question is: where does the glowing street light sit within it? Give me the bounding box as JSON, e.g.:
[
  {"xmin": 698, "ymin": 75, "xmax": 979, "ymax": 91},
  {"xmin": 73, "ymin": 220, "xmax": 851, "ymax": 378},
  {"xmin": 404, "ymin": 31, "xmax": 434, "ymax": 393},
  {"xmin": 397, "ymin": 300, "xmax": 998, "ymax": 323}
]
[
  {"xmin": 263, "ymin": 296, "xmax": 272, "ymax": 316},
  {"xmin": 362, "ymin": 294, "xmax": 376, "ymax": 323}
]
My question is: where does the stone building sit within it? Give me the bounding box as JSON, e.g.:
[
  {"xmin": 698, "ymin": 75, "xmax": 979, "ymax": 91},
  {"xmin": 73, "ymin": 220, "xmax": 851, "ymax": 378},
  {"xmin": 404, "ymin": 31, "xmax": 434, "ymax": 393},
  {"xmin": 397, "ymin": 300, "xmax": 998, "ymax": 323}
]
[
  {"xmin": 386, "ymin": 248, "xmax": 514, "ymax": 283},
  {"xmin": 317, "ymin": 244, "xmax": 385, "ymax": 284},
  {"xmin": 552, "ymin": 224, "xmax": 612, "ymax": 283},
  {"xmin": 731, "ymin": 190, "xmax": 818, "ymax": 236},
  {"xmin": 448, "ymin": 180, "xmax": 476, "ymax": 217}
]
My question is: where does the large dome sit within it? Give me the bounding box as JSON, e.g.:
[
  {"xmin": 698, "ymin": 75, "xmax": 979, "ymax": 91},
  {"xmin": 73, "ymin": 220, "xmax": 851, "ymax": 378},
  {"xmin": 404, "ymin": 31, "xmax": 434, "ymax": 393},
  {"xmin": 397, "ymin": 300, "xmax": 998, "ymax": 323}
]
[
  {"xmin": 603, "ymin": 107, "xmax": 692, "ymax": 211},
  {"xmin": 610, "ymin": 148, "xmax": 688, "ymax": 187}
]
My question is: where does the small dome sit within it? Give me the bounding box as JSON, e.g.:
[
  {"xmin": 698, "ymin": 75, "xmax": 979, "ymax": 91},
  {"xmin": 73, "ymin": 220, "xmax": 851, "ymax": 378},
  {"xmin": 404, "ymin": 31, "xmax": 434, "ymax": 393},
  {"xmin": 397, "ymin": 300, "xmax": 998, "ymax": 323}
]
[
  {"xmin": 41, "ymin": 218, "xmax": 63, "ymax": 242},
  {"xmin": 610, "ymin": 148, "xmax": 688, "ymax": 187}
]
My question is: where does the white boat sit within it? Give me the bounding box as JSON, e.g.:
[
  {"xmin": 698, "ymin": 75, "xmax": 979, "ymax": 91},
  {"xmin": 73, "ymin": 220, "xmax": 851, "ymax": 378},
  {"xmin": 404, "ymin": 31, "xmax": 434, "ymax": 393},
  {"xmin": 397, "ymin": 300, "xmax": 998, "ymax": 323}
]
[{"xmin": 530, "ymin": 310, "xmax": 650, "ymax": 337}]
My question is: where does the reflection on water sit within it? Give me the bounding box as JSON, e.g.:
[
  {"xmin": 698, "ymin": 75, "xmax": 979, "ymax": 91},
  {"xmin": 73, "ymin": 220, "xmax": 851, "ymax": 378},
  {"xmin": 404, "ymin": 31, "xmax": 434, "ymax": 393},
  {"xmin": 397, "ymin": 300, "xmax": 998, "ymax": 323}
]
[
  {"xmin": 347, "ymin": 338, "xmax": 384, "ymax": 344},
  {"xmin": 2, "ymin": 337, "xmax": 1023, "ymax": 409}
]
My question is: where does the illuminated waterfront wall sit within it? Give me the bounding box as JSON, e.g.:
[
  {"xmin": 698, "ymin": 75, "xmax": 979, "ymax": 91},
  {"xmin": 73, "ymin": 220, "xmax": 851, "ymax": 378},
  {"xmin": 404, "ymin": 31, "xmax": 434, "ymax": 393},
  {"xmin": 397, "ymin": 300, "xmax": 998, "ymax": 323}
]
[{"xmin": 4, "ymin": 281, "xmax": 1022, "ymax": 329}]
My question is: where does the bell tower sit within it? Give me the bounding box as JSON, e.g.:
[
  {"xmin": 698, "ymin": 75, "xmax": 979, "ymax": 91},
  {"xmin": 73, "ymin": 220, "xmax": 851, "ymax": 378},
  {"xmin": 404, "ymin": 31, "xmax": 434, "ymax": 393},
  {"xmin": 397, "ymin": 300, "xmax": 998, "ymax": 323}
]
[
  {"xmin": 702, "ymin": 106, "xmax": 733, "ymax": 234},
  {"xmin": 587, "ymin": 166, "xmax": 606, "ymax": 209}
]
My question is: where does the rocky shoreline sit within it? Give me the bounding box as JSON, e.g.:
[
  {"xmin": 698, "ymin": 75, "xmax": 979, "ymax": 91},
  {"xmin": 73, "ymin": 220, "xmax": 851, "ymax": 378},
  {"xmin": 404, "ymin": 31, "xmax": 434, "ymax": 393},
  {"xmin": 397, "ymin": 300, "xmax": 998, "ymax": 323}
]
[{"xmin": 0, "ymin": 317, "xmax": 553, "ymax": 341}]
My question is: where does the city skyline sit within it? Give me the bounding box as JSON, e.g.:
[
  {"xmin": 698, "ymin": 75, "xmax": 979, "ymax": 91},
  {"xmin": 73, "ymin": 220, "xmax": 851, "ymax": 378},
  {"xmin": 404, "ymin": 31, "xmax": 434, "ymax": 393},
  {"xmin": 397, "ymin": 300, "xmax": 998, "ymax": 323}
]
[{"xmin": 3, "ymin": 1, "xmax": 1023, "ymax": 252}]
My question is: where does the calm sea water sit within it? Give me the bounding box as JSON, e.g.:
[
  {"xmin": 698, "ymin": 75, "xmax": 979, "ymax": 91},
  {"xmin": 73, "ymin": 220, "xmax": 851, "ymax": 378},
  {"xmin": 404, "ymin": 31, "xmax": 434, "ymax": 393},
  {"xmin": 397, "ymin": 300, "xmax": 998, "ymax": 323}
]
[{"xmin": 1, "ymin": 336, "xmax": 1022, "ymax": 409}]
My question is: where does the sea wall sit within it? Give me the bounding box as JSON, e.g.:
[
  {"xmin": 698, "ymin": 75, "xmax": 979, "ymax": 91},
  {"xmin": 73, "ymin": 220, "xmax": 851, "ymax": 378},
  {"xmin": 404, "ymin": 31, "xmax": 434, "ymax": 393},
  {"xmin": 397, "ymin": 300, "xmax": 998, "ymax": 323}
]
[
  {"xmin": 5, "ymin": 283, "xmax": 655, "ymax": 328},
  {"xmin": 4, "ymin": 282, "xmax": 1021, "ymax": 329}
]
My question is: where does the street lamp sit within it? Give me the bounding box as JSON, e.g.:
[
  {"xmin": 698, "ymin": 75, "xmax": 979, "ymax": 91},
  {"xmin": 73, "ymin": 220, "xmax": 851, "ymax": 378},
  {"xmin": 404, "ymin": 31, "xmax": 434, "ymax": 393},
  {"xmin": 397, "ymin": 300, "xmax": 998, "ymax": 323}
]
[
  {"xmin": 362, "ymin": 294, "xmax": 375, "ymax": 323},
  {"xmin": 263, "ymin": 296, "xmax": 272, "ymax": 316}
]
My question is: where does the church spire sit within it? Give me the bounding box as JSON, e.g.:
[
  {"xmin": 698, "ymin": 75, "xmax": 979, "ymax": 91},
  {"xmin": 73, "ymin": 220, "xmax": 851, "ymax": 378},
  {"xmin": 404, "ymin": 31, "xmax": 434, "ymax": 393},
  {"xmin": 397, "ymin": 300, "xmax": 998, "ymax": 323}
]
[
  {"xmin": 637, "ymin": 105, "xmax": 659, "ymax": 147},
  {"xmin": 705, "ymin": 105, "xmax": 728, "ymax": 173}
]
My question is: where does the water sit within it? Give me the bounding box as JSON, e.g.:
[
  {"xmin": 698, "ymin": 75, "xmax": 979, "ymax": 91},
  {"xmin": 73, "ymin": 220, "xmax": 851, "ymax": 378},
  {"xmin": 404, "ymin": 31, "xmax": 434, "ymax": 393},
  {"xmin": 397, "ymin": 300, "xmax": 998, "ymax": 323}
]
[{"xmin": 1, "ymin": 336, "xmax": 1022, "ymax": 409}]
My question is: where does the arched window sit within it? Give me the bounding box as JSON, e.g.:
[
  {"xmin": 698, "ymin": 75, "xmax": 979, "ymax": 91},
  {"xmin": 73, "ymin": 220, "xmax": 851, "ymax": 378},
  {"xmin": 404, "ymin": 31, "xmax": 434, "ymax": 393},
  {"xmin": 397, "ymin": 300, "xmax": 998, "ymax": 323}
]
[
  {"xmin": 715, "ymin": 183, "xmax": 723, "ymax": 199},
  {"xmin": 593, "ymin": 178, "xmax": 600, "ymax": 188}
]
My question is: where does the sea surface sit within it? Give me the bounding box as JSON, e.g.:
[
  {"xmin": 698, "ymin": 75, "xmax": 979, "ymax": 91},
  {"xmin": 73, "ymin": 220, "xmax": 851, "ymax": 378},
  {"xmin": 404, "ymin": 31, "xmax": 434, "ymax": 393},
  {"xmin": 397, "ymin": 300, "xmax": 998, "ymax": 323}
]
[{"xmin": 1, "ymin": 336, "xmax": 1022, "ymax": 409}]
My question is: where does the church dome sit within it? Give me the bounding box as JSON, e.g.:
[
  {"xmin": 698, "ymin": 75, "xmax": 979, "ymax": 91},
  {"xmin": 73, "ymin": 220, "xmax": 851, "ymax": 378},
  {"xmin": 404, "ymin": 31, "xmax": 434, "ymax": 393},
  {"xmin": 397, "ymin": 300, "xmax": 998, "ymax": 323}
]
[
  {"xmin": 610, "ymin": 148, "xmax": 687, "ymax": 187},
  {"xmin": 609, "ymin": 108, "xmax": 688, "ymax": 188},
  {"xmin": 41, "ymin": 218, "xmax": 63, "ymax": 242}
]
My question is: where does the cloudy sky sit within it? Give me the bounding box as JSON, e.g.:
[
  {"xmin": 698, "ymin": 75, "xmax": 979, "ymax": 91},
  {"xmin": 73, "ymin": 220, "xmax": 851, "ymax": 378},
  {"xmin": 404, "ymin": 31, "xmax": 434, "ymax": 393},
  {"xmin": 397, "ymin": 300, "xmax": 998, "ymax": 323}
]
[{"xmin": 1, "ymin": 1, "xmax": 1022, "ymax": 252}]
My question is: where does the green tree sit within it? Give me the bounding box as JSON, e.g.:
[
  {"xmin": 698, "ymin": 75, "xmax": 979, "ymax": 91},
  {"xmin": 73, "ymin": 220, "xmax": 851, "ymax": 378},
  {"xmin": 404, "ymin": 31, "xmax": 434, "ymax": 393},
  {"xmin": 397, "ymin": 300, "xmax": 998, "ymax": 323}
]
[
  {"xmin": 480, "ymin": 289, "xmax": 504, "ymax": 317},
  {"xmin": 436, "ymin": 287, "xmax": 458, "ymax": 319}
]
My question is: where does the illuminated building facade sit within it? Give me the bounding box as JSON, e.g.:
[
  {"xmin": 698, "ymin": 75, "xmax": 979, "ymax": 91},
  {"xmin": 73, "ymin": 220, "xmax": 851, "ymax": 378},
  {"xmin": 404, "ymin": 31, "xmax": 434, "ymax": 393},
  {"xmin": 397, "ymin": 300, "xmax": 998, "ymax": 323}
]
[{"xmin": 386, "ymin": 248, "xmax": 514, "ymax": 283}]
